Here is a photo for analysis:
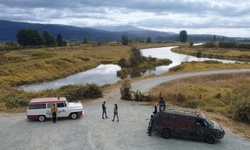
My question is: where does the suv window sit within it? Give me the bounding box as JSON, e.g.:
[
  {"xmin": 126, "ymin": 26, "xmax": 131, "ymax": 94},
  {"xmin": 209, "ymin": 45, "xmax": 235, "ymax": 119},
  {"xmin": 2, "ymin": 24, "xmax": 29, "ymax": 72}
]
[{"xmin": 28, "ymin": 104, "xmax": 46, "ymax": 109}]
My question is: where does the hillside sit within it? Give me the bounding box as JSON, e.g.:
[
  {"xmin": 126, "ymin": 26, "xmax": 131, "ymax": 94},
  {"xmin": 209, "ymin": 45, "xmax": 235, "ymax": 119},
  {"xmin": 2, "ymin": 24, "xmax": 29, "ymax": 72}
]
[{"xmin": 1, "ymin": 20, "xmax": 246, "ymax": 42}]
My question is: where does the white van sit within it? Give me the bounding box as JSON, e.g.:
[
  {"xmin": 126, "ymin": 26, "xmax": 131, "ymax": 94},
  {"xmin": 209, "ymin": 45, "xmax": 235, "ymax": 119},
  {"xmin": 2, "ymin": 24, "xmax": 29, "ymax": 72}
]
[{"xmin": 26, "ymin": 97, "xmax": 84, "ymax": 122}]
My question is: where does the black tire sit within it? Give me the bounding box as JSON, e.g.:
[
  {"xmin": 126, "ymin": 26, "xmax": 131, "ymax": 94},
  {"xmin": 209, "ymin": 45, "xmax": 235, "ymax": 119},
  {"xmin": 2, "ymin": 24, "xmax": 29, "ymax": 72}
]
[
  {"xmin": 161, "ymin": 128, "xmax": 172, "ymax": 139},
  {"xmin": 70, "ymin": 113, "xmax": 78, "ymax": 120},
  {"xmin": 205, "ymin": 135, "xmax": 216, "ymax": 144},
  {"xmin": 38, "ymin": 115, "xmax": 46, "ymax": 122}
]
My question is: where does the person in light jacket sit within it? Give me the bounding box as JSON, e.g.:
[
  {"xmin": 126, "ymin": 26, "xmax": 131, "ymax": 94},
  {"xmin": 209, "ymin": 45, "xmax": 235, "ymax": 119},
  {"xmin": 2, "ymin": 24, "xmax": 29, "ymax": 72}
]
[{"xmin": 112, "ymin": 104, "xmax": 119, "ymax": 122}]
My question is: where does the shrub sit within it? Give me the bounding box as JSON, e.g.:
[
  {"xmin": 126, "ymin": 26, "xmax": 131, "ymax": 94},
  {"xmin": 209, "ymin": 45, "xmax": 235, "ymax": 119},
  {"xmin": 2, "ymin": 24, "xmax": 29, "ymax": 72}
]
[
  {"xmin": 177, "ymin": 93, "xmax": 186, "ymax": 102},
  {"xmin": 218, "ymin": 41, "xmax": 236, "ymax": 48},
  {"xmin": 132, "ymin": 91, "xmax": 152, "ymax": 102},
  {"xmin": 233, "ymin": 100, "xmax": 250, "ymax": 123},
  {"xmin": 120, "ymin": 78, "xmax": 132, "ymax": 100},
  {"xmin": 56, "ymin": 83, "xmax": 102, "ymax": 101},
  {"xmin": 184, "ymin": 100, "xmax": 198, "ymax": 108},
  {"xmin": 203, "ymin": 42, "xmax": 216, "ymax": 48}
]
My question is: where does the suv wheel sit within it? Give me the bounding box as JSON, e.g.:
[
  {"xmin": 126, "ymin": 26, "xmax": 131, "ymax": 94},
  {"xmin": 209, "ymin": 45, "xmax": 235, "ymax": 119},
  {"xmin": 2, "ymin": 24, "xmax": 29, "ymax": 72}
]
[
  {"xmin": 205, "ymin": 135, "xmax": 216, "ymax": 144},
  {"xmin": 161, "ymin": 128, "xmax": 172, "ymax": 139},
  {"xmin": 38, "ymin": 115, "xmax": 46, "ymax": 122},
  {"xmin": 70, "ymin": 113, "xmax": 78, "ymax": 120}
]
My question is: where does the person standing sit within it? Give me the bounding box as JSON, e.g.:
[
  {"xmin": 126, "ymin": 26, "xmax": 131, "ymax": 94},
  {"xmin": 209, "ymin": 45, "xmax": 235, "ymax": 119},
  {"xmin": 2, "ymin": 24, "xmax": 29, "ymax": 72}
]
[
  {"xmin": 112, "ymin": 104, "xmax": 119, "ymax": 122},
  {"xmin": 102, "ymin": 101, "xmax": 108, "ymax": 119},
  {"xmin": 50, "ymin": 103, "xmax": 58, "ymax": 123},
  {"xmin": 159, "ymin": 97, "xmax": 166, "ymax": 111}
]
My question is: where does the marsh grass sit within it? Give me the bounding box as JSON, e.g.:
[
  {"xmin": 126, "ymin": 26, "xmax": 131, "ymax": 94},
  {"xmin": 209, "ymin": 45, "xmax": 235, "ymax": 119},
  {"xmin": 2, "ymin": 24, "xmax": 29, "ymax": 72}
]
[
  {"xmin": 0, "ymin": 42, "xmax": 177, "ymax": 86},
  {"xmin": 0, "ymin": 42, "xmax": 178, "ymax": 111},
  {"xmin": 149, "ymin": 72, "xmax": 250, "ymax": 123},
  {"xmin": 172, "ymin": 45, "xmax": 250, "ymax": 62},
  {"xmin": 168, "ymin": 61, "xmax": 250, "ymax": 73}
]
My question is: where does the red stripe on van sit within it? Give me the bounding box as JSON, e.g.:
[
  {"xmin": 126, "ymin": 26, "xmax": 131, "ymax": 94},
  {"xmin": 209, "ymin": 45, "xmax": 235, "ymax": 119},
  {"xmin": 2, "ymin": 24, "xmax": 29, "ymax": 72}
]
[{"xmin": 27, "ymin": 115, "xmax": 38, "ymax": 120}]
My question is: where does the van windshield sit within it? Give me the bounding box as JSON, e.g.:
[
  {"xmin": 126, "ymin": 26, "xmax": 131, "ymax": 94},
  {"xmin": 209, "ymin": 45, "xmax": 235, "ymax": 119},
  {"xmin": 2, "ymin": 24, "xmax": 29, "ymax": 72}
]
[
  {"xmin": 205, "ymin": 117, "xmax": 214, "ymax": 128},
  {"xmin": 201, "ymin": 112, "xmax": 214, "ymax": 128},
  {"xmin": 65, "ymin": 100, "xmax": 69, "ymax": 107}
]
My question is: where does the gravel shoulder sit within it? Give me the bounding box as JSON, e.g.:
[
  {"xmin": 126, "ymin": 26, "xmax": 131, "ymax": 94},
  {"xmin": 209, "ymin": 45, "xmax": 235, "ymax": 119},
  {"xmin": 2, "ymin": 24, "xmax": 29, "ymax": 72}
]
[{"xmin": 0, "ymin": 69, "xmax": 250, "ymax": 150}]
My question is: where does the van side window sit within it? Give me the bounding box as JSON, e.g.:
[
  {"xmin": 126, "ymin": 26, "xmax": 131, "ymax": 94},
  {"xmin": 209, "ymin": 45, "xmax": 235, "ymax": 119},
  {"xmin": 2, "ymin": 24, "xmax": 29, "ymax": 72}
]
[
  {"xmin": 47, "ymin": 103, "xmax": 54, "ymax": 108},
  {"xmin": 28, "ymin": 104, "xmax": 46, "ymax": 109},
  {"xmin": 196, "ymin": 119, "xmax": 206, "ymax": 126},
  {"xmin": 57, "ymin": 102, "xmax": 65, "ymax": 108}
]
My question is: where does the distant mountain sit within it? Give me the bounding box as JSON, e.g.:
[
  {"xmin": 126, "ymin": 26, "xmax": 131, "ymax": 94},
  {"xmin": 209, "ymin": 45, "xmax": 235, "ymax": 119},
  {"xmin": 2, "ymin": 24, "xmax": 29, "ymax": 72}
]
[
  {"xmin": 90, "ymin": 25, "xmax": 143, "ymax": 32},
  {"xmin": 1, "ymin": 20, "xmax": 248, "ymax": 42},
  {"xmin": 0, "ymin": 20, "xmax": 179, "ymax": 42}
]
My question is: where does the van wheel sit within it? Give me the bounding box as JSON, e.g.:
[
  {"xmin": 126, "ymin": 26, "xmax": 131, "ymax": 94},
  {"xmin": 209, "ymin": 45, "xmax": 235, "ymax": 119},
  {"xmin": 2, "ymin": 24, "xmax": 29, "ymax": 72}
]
[
  {"xmin": 161, "ymin": 128, "xmax": 172, "ymax": 139},
  {"xmin": 38, "ymin": 115, "xmax": 46, "ymax": 122},
  {"xmin": 70, "ymin": 113, "xmax": 78, "ymax": 120},
  {"xmin": 205, "ymin": 135, "xmax": 216, "ymax": 144}
]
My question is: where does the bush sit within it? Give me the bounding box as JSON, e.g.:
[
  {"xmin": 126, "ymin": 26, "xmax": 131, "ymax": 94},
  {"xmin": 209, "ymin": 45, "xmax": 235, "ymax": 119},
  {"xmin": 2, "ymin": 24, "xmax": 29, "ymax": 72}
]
[
  {"xmin": 218, "ymin": 41, "xmax": 236, "ymax": 48},
  {"xmin": 56, "ymin": 83, "xmax": 102, "ymax": 101},
  {"xmin": 184, "ymin": 100, "xmax": 198, "ymax": 108},
  {"xmin": 203, "ymin": 42, "xmax": 216, "ymax": 48},
  {"xmin": 120, "ymin": 79, "xmax": 132, "ymax": 100},
  {"xmin": 120, "ymin": 79, "xmax": 152, "ymax": 101},
  {"xmin": 132, "ymin": 91, "xmax": 152, "ymax": 102},
  {"xmin": 177, "ymin": 93, "xmax": 186, "ymax": 102},
  {"xmin": 233, "ymin": 100, "xmax": 250, "ymax": 123}
]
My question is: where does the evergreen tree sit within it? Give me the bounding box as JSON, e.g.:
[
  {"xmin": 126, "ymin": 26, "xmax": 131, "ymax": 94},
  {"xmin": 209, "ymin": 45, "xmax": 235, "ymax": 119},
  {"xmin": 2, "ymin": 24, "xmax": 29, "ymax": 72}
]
[
  {"xmin": 179, "ymin": 30, "xmax": 188, "ymax": 43},
  {"xmin": 56, "ymin": 34, "xmax": 63, "ymax": 46},
  {"xmin": 43, "ymin": 31, "xmax": 56, "ymax": 46},
  {"xmin": 16, "ymin": 28, "xmax": 43, "ymax": 46},
  {"xmin": 146, "ymin": 37, "xmax": 152, "ymax": 43},
  {"xmin": 83, "ymin": 36, "xmax": 89, "ymax": 44},
  {"xmin": 121, "ymin": 36, "xmax": 129, "ymax": 45}
]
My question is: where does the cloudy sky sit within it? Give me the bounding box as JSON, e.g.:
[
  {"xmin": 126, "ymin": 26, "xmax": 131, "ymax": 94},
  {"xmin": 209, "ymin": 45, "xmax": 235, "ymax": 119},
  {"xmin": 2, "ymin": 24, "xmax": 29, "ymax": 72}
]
[{"xmin": 1, "ymin": 0, "xmax": 250, "ymax": 37}]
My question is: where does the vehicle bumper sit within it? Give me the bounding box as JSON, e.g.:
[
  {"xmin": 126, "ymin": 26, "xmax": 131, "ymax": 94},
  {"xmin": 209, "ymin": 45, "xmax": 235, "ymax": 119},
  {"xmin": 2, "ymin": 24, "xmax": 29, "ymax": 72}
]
[{"xmin": 216, "ymin": 130, "xmax": 225, "ymax": 139}]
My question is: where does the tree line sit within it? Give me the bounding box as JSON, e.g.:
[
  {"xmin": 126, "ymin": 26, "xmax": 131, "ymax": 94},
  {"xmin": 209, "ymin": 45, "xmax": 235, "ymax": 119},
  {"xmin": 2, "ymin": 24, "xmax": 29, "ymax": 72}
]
[
  {"xmin": 16, "ymin": 28, "xmax": 66, "ymax": 46},
  {"xmin": 16, "ymin": 28, "xmax": 189, "ymax": 47}
]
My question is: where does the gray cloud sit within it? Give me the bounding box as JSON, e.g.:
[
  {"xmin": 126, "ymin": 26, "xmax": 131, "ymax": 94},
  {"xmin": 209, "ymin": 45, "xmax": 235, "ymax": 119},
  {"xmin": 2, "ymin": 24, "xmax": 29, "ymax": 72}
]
[{"xmin": 0, "ymin": 0, "xmax": 249, "ymax": 37}]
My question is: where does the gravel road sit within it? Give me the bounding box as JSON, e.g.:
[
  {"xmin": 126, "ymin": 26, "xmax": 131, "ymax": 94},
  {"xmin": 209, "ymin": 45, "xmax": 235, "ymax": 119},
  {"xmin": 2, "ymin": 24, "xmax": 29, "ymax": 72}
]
[{"xmin": 1, "ymin": 69, "xmax": 250, "ymax": 150}]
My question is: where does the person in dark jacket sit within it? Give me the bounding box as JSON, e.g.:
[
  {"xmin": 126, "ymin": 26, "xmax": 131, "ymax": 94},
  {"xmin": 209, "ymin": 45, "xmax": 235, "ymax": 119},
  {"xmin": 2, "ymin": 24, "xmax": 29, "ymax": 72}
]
[
  {"xmin": 159, "ymin": 97, "xmax": 166, "ymax": 111},
  {"xmin": 102, "ymin": 101, "xmax": 108, "ymax": 119},
  {"xmin": 112, "ymin": 104, "xmax": 119, "ymax": 122}
]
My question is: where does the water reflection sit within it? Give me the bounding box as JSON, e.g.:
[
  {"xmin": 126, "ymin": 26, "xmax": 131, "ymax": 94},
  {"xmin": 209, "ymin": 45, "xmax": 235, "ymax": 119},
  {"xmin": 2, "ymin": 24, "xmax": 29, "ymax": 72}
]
[
  {"xmin": 141, "ymin": 46, "xmax": 236, "ymax": 75},
  {"xmin": 20, "ymin": 64, "xmax": 121, "ymax": 91},
  {"xmin": 20, "ymin": 46, "xmax": 237, "ymax": 91}
]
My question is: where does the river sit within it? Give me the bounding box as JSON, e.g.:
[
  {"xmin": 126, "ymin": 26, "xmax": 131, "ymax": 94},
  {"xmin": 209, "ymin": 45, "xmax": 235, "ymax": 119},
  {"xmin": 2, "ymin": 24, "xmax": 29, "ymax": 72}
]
[{"xmin": 19, "ymin": 46, "xmax": 236, "ymax": 91}]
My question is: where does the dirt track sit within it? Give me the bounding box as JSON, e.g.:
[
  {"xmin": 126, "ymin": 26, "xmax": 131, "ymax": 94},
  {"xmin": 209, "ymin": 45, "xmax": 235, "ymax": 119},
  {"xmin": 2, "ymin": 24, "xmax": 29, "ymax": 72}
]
[{"xmin": 1, "ymin": 69, "xmax": 250, "ymax": 150}]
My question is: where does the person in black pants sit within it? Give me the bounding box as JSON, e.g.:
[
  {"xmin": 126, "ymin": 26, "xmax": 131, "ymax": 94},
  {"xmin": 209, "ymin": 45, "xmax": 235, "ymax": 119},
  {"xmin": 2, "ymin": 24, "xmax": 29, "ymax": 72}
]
[
  {"xmin": 112, "ymin": 104, "xmax": 119, "ymax": 122},
  {"xmin": 102, "ymin": 101, "xmax": 108, "ymax": 119},
  {"xmin": 50, "ymin": 104, "xmax": 58, "ymax": 123}
]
